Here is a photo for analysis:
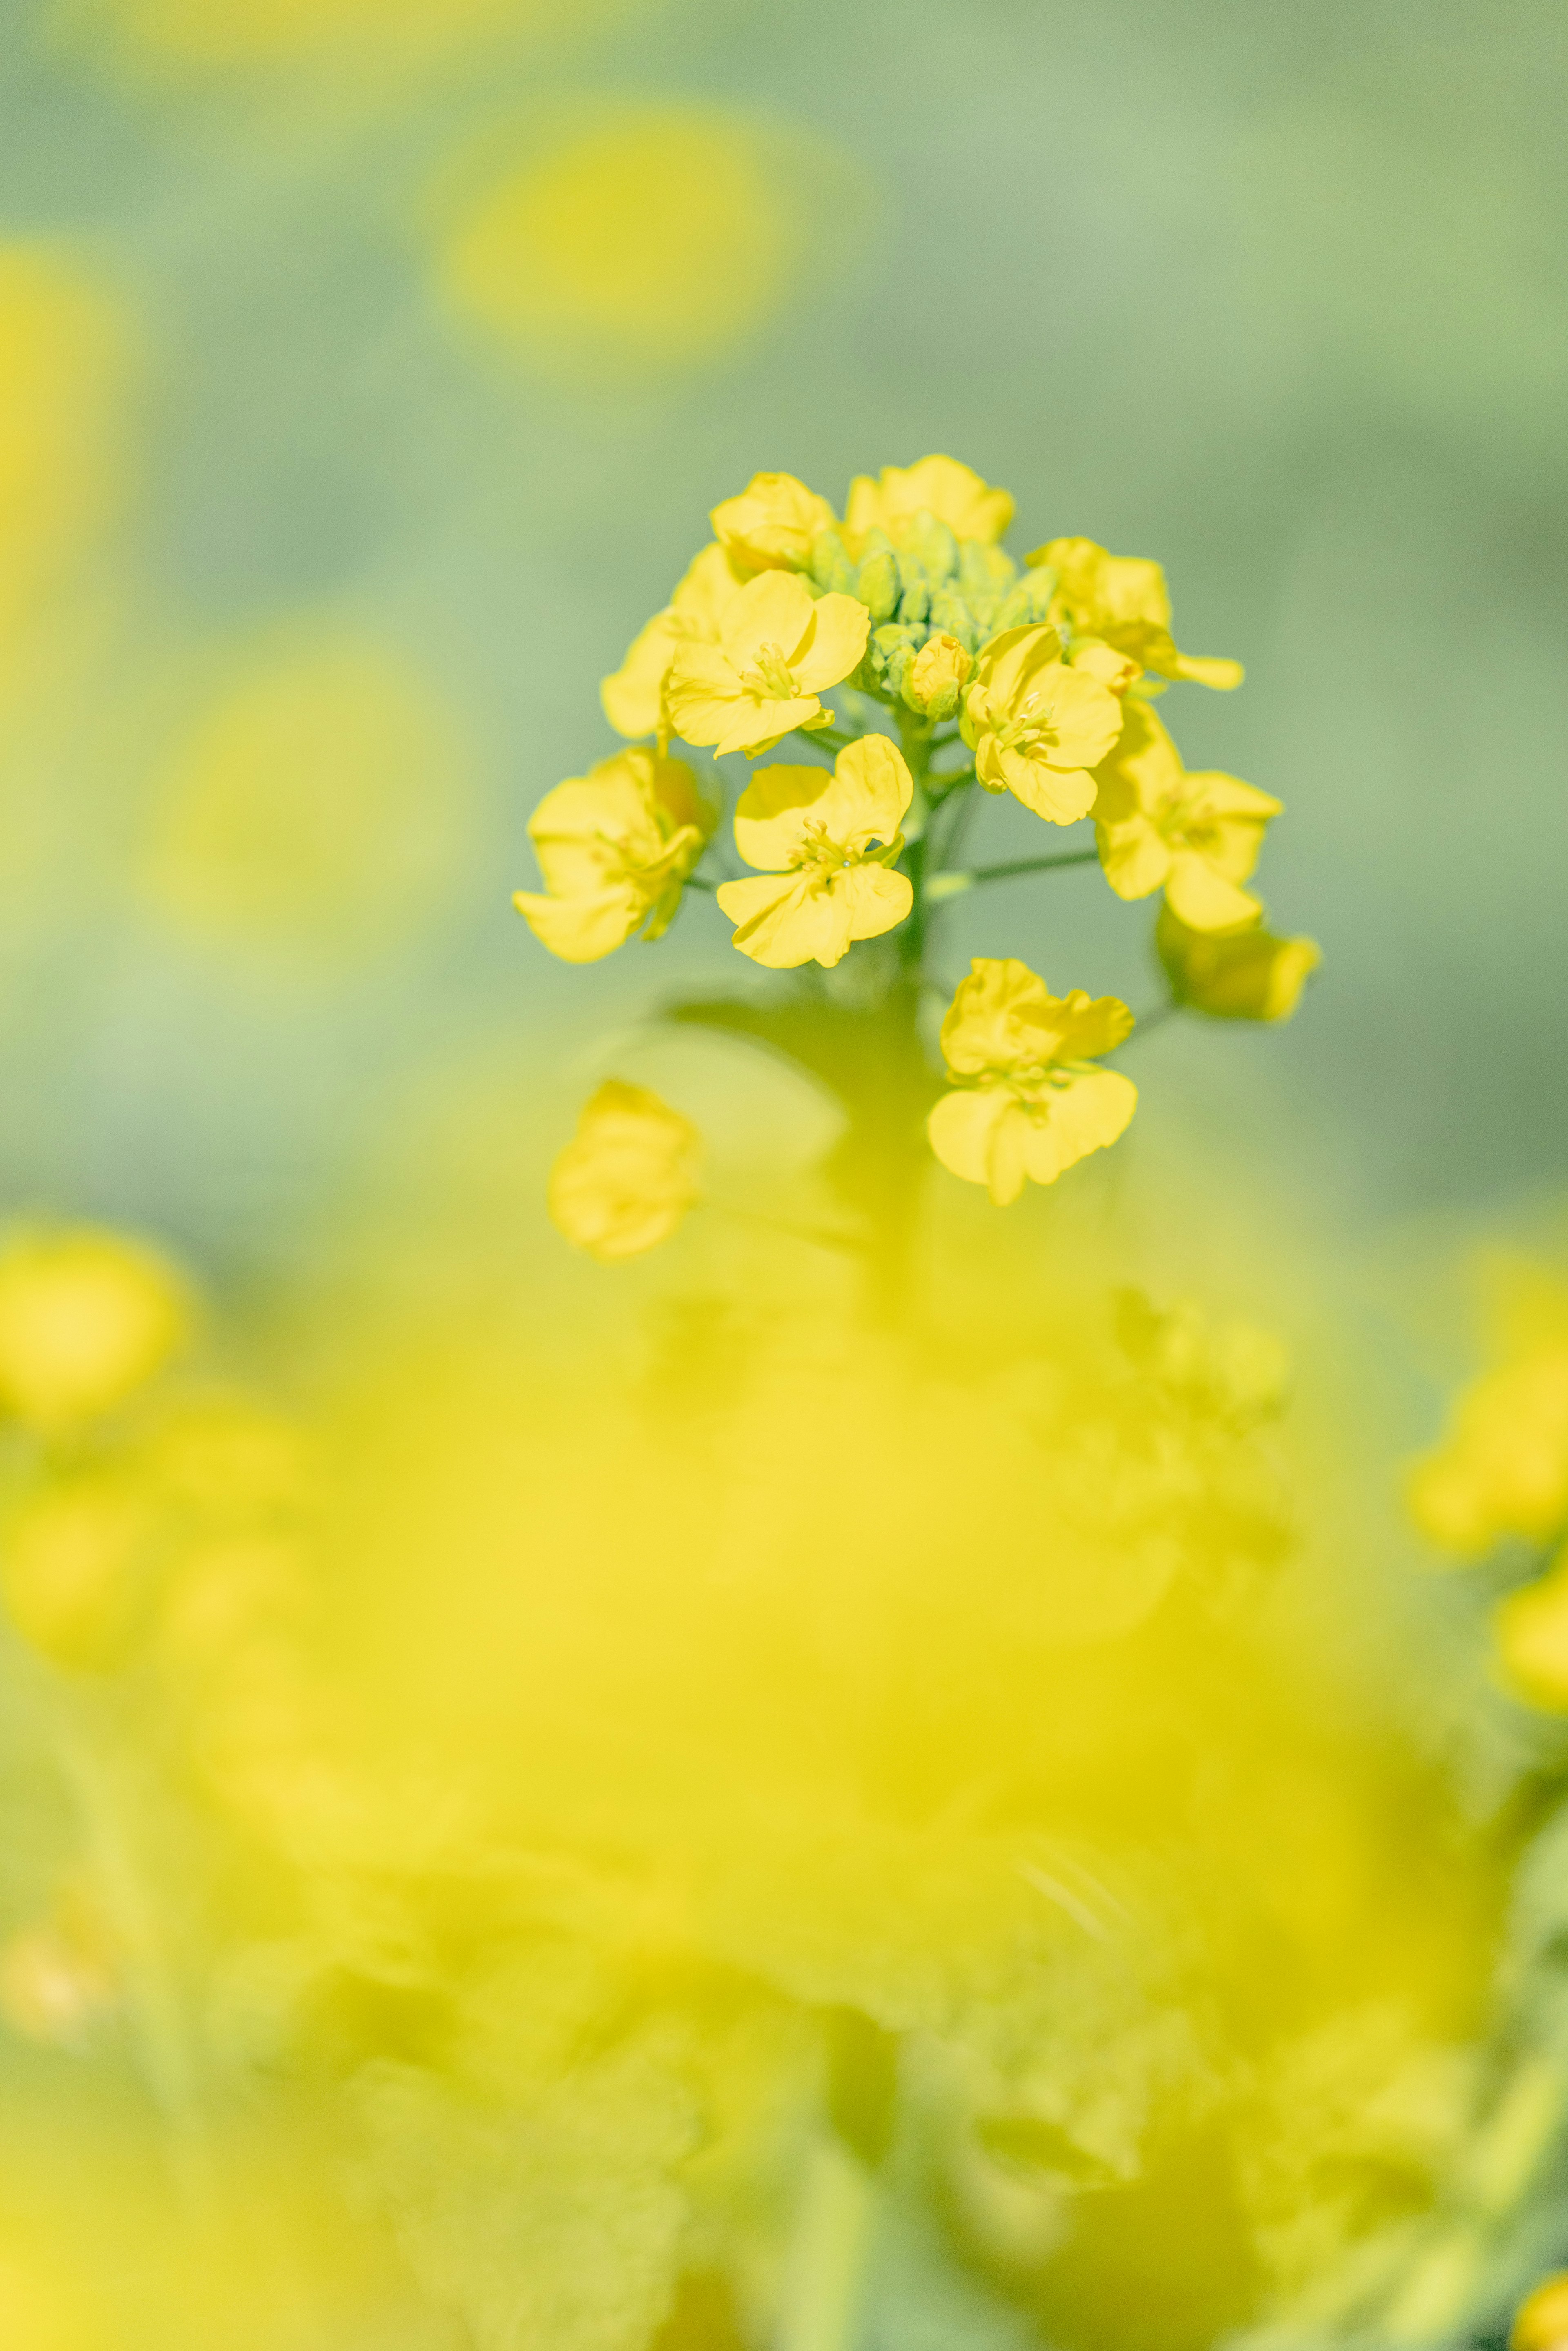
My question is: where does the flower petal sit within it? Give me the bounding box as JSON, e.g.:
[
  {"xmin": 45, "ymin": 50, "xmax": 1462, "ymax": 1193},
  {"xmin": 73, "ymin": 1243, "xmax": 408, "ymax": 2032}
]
[
  {"xmin": 719, "ymin": 570, "xmax": 817, "ymax": 674},
  {"xmin": 789, "ymin": 591, "xmax": 871, "ymax": 693},
  {"xmin": 1164, "ymin": 853, "xmax": 1262, "ymax": 932},
  {"xmin": 999, "ymin": 752, "xmax": 1096, "ymax": 826},
  {"xmin": 939, "ymin": 958, "xmax": 1056, "ymax": 1078},
  {"xmin": 1022, "ymin": 1068, "xmax": 1138, "ymax": 1183},
  {"xmin": 927, "ymin": 1085, "xmax": 1027, "ymax": 1203},
  {"xmin": 514, "ymin": 881, "xmax": 646, "ymax": 964},
  {"xmin": 1095, "ymin": 813, "xmax": 1170, "ymax": 902},
  {"xmin": 717, "ymin": 871, "xmax": 852, "ymax": 969},
  {"xmin": 837, "ymin": 861, "xmax": 913, "ymax": 946}
]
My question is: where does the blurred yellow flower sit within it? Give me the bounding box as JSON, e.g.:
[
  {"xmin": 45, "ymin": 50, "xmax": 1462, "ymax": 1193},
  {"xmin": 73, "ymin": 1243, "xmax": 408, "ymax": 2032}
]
[
  {"xmin": 668, "ymin": 571, "xmax": 868, "ymax": 757},
  {"xmin": 78, "ymin": 0, "xmax": 532, "ymax": 69},
  {"xmin": 1032, "ymin": 536, "xmax": 1243, "ymax": 690},
  {"xmin": 846, "ymin": 455, "xmax": 1014, "ymax": 548},
  {"xmin": 0, "ymin": 247, "xmax": 127, "ymax": 667},
  {"xmin": 710, "ymin": 472, "xmax": 836, "ymax": 573},
  {"xmin": 601, "ymin": 544, "xmax": 749, "ymax": 744},
  {"xmin": 1094, "ymin": 699, "xmax": 1280, "ymax": 931},
  {"xmin": 549, "ymin": 1081, "xmax": 701, "ymax": 1262},
  {"xmin": 1156, "ymin": 905, "xmax": 1320, "ymax": 1021},
  {"xmin": 907, "ymin": 631, "xmax": 973, "ymax": 718},
  {"xmin": 0, "ymin": 1229, "xmax": 186, "ymax": 1431},
  {"xmin": 961, "ymin": 623, "xmax": 1123, "ymax": 825},
  {"xmin": 514, "ymin": 748, "xmax": 714, "ymax": 965},
  {"xmin": 928, "ymin": 958, "xmax": 1137, "ymax": 1203},
  {"xmin": 716, "ymin": 735, "xmax": 912, "ymax": 969},
  {"xmin": 1410, "ymin": 1342, "xmax": 1568, "ymax": 1557},
  {"xmin": 143, "ymin": 636, "xmax": 474, "ymax": 960},
  {"xmin": 0, "ymin": 1896, "xmax": 118, "ymax": 2049},
  {"xmin": 437, "ymin": 109, "xmax": 835, "ymax": 374},
  {"xmin": 1, "ymin": 1477, "xmax": 156, "ymax": 1668},
  {"xmin": 1494, "ymin": 1549, "xmax": 1568, "ymax": 1709},
  {"xmin": 1512, "ymin": 2272, "xmax": 1568, "ymax": 2351}
]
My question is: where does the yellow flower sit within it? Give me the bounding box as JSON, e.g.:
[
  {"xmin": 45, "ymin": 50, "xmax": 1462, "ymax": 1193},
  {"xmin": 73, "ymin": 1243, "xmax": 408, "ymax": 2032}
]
[
  {"xmin": 2, "ymin": 1476, "xmax": 159, "ymax": 1668},
  {"xmin": 1093, "ymin": 700, "xmax": 1279, "ymax": 931},
  {"xmin": 906, "ymin": 631, "xmax": 973, "ymax": 718},
  {"xmin": 0, "ymin": 1229, "xmax": 187, "ymax": 1431},
  {"xmin": 709, "ymin": 471, "xmax": 836, "ymax": 572},
  {"xmin": 845, "ymin": 455, "xmax": 1014, "ymax": 548},
  {"xmin": 548, "ymin": 1081, "xmax": 701, "ymax": 1262},
  {"xmin": 667, "ymin": 570, "xmax": 868, "ymax": 757},
  {"xmin": 1495, "ymin": 1549, "xmax": 1568, "ymax": 1710},
  {"xmin": 960, "ymin": 624, "xmax": 1124, "ymax": 825},
  {"xmin": 1512, "ymin": 2273, "xmax": 1568, "ymax": 2351},
  {"xmin": 715, "ymin": 735, "xmax": 913, "ymax": 969},
  {"xmin": 601, "ymin": 544, "xmax": 748, "ymax": 744},
  {"xmin": 514, "ymin": 748, "xmax": 714, "ymax": 965},
  {"xmin": 1031, "ymin": 536, "xmax": 1243, "ymax": 689},
  {"xmin": 1156, "ymin": 905, "xmax": 1320, "ymax": 1021},
  {"xmin": 927, "ymin": 958, "xmax": 1138, "ymax": 1204},
  {"xmin": 1409, "ymin": 1342, "xmax": 1568, "ymax": 1557}
]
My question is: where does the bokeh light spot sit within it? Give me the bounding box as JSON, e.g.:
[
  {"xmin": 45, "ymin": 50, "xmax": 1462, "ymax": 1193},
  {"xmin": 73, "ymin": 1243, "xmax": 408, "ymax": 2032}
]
[
  {"xmin": 436, "ymin": 107, "xmax": 861, "ymax": 373},
  {"xmin": 139, "ymin": 635, "xmax": 475, "ymax": 964}
]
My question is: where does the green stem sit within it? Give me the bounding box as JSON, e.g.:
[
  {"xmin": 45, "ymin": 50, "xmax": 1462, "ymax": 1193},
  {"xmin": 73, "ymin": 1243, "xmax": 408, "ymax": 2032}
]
[
  {"xmin": 1118, "ymin": 997, "xmax": 1181, "ymax": 1045},
  {"xmin": 777, "ymin": 2134, "xmax": 878, "ymax": 2351},
  {"xmin": 925, "ymin": 845, "xmax": 1100, "ymax": 900},
  {"xmin": 55, "ymin": 1705, "xmax": 213, "ymax": 2208}
]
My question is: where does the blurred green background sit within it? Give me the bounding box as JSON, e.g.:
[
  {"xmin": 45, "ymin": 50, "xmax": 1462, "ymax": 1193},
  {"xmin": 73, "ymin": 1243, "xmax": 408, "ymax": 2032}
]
[{"xmin": 0, "ymin": 0, "xmax": 1564, "ymax": 1289}]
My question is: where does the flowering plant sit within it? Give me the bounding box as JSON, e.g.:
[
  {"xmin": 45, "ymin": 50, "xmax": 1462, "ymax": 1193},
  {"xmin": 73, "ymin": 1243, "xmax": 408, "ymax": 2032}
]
[{"xmin": 516, "ymin": 458, "xmax": 1317, "ymax": 1277}]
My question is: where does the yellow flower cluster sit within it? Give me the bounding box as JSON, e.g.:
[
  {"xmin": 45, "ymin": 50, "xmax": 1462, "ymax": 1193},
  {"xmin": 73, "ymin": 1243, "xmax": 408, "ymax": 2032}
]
[
  {"xmin": 518, "ymin": 456, "xmax": 1318, "ymax": 1251},
  {"xmin": 1409, "ymin": 1265, "xmax": 1568, "ymax": 1707}
]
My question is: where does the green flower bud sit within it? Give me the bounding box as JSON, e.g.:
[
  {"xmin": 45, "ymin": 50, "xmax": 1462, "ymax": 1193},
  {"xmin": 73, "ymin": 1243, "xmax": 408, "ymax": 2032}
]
[
  {"xmin": 808, "ymin": 528, "xmax": 858, "ymax": 597},
  {"xmin": 855, "ymin": 550, "xmax": 900, "ymax": 625}
]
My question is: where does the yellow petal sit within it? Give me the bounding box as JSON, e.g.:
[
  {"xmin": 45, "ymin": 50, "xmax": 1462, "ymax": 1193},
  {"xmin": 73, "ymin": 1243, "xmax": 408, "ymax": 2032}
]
[
  {"xmin": 514, "ymin": 881, "xmax": 646, "ymax": 963},
  {"xmin": 1157, "ymin": 905, "xmax": 1320, "ymax": 1021},
  {"xmin": 1095, "ymin": 813, "xmax": 1169, "ymax": 902},
  {"xmin": 670, "ymin": 539, "xmax": 751, "ymax": 626},
  {"xmin": 927, "ymin": 1085, "xmax": 1026, "ymax": 1203},
  {"xmin": 788, "ymin": 591, "xmax": 871, "ymax": 694},
  {"xmin": 601, "ymin": 608, "xmax": 680, "ymax": 738},
  {"xmin": 709, "ymin": 472, "xmax": 835, "ymax": 571},
  {"xmin": 1048, "ymin": 992, "xmax": 1135, "ymax": 1062},
  {"xmin": 835, "ymin": 860, "xmax": 912, "ymax": 945},
  {"xmin": 717, "ymin": 695, "xmax": 824, "ymax": 758},
  {"xmin": 997, "ymin": 751, "xmax": 1096, "ymax": 827},
  {"xmin": 717, "ymin": 870, "xmax": 852, "ymax": 968},
  {"xmin": 1036, "ymin": 666, "xmax": 1125, "ymax": 771},
  {"xmin": 938, "ymin": 958, "xmax": 1056, "ymax": 1077},
  {"xmin": 1021, "ymin": 1067, "xmax": 1138, "ymax": 1184},
  {"xmin": 0, "ymin": 1230, "xmax": 188, "ymax": 1433},
  {"xmin": 719, "ymin": 569, "xmax": 818, "ymax": 674},
  {"xmin": 548, "ymin": 1080, "xmax": 700, "ymax": 1262},
  {"xmin": 1167, "ymin": 651, "xmax": 1244, "ymax": 690},
  {"xmin": 1164, "ymin": 853, "xmax": 1263, "ymax": 933},
  {"xmin": 1495, "ymin": 1549, "xmax": 1568, "ymax": 1711},
  {"xmin": 847, "ymin": 455, "xmax": 1014, "ymax": 546},
  {"xmin": 665, "ymin": 642, "xmax": 746, "ymax": 747}
]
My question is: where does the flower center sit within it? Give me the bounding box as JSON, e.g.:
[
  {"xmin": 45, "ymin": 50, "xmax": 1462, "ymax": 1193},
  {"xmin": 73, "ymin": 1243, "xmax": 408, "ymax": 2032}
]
[
  {"xmin": 993, "ymin": 689, "xmax": 1056, "ymax": 757},
  {"xmin": 740, "ymin": 641, "xmax": 799, "ymax": 701},
  {"xmin": 791, "ymin": 820, "xmax": 860, "ymax": 875}
]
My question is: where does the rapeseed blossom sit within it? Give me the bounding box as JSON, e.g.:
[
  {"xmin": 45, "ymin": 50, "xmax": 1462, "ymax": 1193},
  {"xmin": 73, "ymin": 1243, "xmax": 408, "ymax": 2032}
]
[
  {"xmin": 0, "ymin": 1227, "xmax": 187, "ymax": 1431},
  {"xmin": 709, "ymin": 469, "xmax": 836, "ymax": 571},
  {"xmin": 548, "ymin": 1080, "xmax": 701, "ymax": 1259},
  {"xmin": 716, "ymin": 735, "xmax": 912, "ymax": 968},
  {"xmin": 928, "ymin": 958, "xmax": 1137, "ymax": 1203},
  {"xmin": 844, "ymin": 453, "xmax": 1014, "ymax": 548},
  {"xmin": 514, "ymin": 747, "xmax": 714, "ymax": 963},
  {"xmin": 1093, "ymin": 699, "xmax": 1280, "ymax": 931},
  {"xmin": 667, "ymin": 569, "xmax": 868, "ymax": 755},
  {"xmin": 527, "ymin": 456, "xmax": 1308, "ymax": 1230},
  {"xmin": 1033, "ymin": 535, "xmax": 1244, "ymax": 690},
  {"xmin": 961, "ymin": 622, "xmax": 1124, "ymax": 824},
  {"xmin": 1157, "ymin": 905, "xmax": 1321, "ymax": 1021},
  {"xmin": 601, "ymin": 542, "xmax": 748, "ymax": 744}
]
